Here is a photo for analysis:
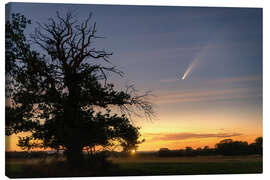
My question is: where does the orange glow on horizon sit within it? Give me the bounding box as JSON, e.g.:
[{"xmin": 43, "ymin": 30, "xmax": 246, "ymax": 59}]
[{"xmin": 5, "ymin": 76, "xmax": 262, "ymax": 152}]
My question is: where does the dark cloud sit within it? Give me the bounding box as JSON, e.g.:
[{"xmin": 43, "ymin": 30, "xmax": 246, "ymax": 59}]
[{"xmin": 146, "ymin": 132, "xmax": 242, "ymax": 142}]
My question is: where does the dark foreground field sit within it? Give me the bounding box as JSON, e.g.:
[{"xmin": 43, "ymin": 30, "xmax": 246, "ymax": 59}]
[{"xmin": 6, "ymin": 155, "xmax": 262, "ymax": 178}]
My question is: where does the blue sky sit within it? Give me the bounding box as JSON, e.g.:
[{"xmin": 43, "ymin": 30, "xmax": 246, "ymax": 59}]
[{"xmin": 7, "ymin": 3, "xmax": 262, "ymax": 82}]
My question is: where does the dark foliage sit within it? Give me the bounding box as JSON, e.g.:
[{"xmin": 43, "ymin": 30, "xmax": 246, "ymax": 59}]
[
  {"xmin": 215, "ymin": 139, "xmax": 249, "ymax": 156},
  {"xmin": 248, "ymin": 137, "xmax": 262, "ymax": 155}
]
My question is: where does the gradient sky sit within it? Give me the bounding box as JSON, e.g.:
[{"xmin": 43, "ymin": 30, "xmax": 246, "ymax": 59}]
[{"xmin": 6, "ymin": 3, "xmax": 262, "ymax": 151}]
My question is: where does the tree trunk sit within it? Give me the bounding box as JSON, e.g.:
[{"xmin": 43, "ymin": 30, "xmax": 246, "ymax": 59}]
[
  {"xmin": 66, "ymin": 144, "xmax": 84, "ymax": 166},
  {"xmin": 90, "ymin": 145, "xmax": 93, "ymax": 159},
  {"xmin": 64, "ymin": 73, "xmax": 84, "ymax": 166}
]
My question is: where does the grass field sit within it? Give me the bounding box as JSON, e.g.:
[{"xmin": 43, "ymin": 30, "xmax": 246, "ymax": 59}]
[
  {"xmin": 6, "ymin": 155, "xmax": 262, "ymax": 178},
  {"xmin": 109, "ymin": 155, "xmax": 262, "ymax": 176}
]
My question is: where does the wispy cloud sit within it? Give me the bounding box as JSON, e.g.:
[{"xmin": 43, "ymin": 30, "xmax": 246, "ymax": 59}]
[
  {"xmin": 206, "ymin": 75, "xmax": 262, "ymax": 84},
  {"xmin": 151, "ymin": 87, "xmax": 261, "ymax": 104},
  {"xmin": 144, "ymin": 132, "xmax": 242, "ymax": 142},
  {"xmin": 160, "ymin": 78, "xmax": 179, "ymax": 83},
  {"xmin": 158, "ymin": 75, "xmax": 262, "ymax": 103},
  {"xmin": 160, "ymin": 75, "xmax": 262, "ymax": 84}
]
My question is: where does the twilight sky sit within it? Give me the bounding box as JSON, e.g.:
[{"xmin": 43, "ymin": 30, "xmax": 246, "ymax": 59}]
[{"xmin": 6, "ymin": 3, "xmax": 262, "ymax": 151}]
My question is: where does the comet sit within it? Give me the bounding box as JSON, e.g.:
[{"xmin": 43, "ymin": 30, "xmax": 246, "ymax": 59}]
[
  {"xmin": 180, "ymin": 30, "xmax": 221, "ymax": 80},
  {"xmin": 181, "ymin": 58, "xmax": 200, "ymax": 80},
  {"xmin": 181, "ymin": 40, "xmax": 213, "ymax": 80}
]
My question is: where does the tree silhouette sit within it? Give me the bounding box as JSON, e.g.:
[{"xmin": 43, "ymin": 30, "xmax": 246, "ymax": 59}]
[
  {"xmin": 6, "ymin": 12, "xmax": 154, "ymax": 165},
  {"xmin": 215, "ymin": 139, "xmax": 249, "ymax": 156},
  {"xmin": 249, "ymin": 137, "xmax": 262, "ymax": 155}
]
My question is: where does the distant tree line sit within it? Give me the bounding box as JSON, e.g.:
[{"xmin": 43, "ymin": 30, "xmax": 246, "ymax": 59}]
[
  {"xmin": 6, "ymin": 137, "xmax": 262, "ymax": 159},
  {"xmin": 6, "ymin": 151, "xmax": 57, "ymax": 159},
  {"xmin": 158, "ymin": 137, "xmax": 262, "ymax": 157}
]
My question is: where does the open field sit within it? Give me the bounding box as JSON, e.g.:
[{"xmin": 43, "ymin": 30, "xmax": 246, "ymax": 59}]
[
  {"xmin": 109, "ymin": 155, "xmax": 262, "ymax": 176},
  {"xmin": 109, "ymin": 155, "xmax": 262, "ymax": 163},
  {"xmin": 6, "ymin": 155, "xmax": 262, "ymax": 178}
]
